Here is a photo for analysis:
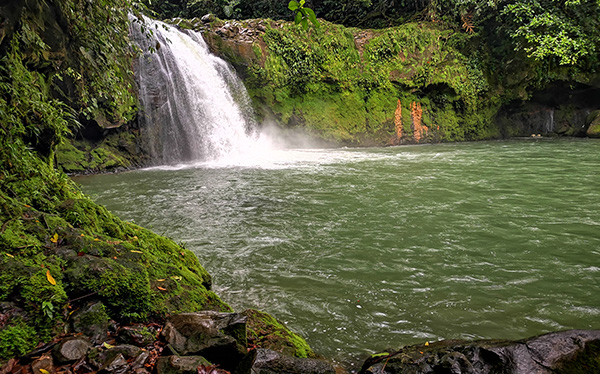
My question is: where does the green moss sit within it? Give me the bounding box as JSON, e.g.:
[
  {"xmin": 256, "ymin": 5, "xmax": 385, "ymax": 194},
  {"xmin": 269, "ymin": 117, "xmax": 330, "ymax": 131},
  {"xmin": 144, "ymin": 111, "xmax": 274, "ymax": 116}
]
[
  {"xmin": 0, "ymin": 321, "xmax": 38, "ymax": 360},
  {"xmin": 56, "ymin": 142, "xmax": 87, "ymax": 173},
  {"xmin": 232, "ymin": 19, "xmax": 504, "ymax": 145},
  {"xmin": 56, "ymin": 133, "xmax": 143, "ymax": 174},
  {"xmin": 243, "ymin": 309, "xmax": 314, "ymax": 358}
]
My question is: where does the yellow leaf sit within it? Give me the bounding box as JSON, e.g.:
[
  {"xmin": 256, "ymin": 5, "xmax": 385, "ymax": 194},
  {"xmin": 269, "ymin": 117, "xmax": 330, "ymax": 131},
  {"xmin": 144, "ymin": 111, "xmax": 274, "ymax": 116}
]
[
  {"xmin": 171, "ymin": 276, "xmax": 182, "ymax": 281},
  {"xmin": 157, "ymin": 286, "xmax": 167, "ymax": 291},
  {"xmin": 80, "ymin": 234, "xmax": 85, "ymax": 237},
  {"xmin": 39, "ymin": 369, "xmax": 50, "ymax": 374},
  {"xmin": 425, "ymin": 342, "xmax": 429, "ymax": 346},
  {"xmin": 157, "ymin": 279, "xmax": 166, "ymax": 282},
  {"xmin": 94, "ymin": 238, "xmax": 101, "ymax": 241},
  {"xmin": 5, "ymin": 253, "xmax": 14, "ymax": 258},
  {"xmin": 46, "ymin": 270, "xmax": 56, "ymax": 285},
  {"xmin": 130, "ymin": 250, "xmax": 143, "ymax": 254},
  {"xmin": 103, "ymin": 342, "xmax": 114, "ymax": 349},
  {"xmin": 50, "ymin": 233, "xmax": 58, "ymax": 243}
]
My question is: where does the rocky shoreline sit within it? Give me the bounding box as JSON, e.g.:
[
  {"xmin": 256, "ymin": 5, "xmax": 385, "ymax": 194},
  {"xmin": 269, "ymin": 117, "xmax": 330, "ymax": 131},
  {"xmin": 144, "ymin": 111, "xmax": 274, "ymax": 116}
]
[{"xmin": 2, "ymin": 302, "xmax": 599, "ymax": 374}]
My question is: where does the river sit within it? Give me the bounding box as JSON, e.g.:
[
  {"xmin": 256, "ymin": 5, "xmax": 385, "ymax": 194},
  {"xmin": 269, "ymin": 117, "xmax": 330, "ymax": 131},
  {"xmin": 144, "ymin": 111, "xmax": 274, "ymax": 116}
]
[{"xmin": 75, "ymin": 138, "xmax": 600, "ymax": 368}]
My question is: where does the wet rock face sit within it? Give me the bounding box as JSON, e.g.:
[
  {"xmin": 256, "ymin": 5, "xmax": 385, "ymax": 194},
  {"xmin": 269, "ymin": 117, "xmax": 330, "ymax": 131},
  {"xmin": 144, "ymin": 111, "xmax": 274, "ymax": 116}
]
[
  {"xmin": 359, "ymin": 330, "xmax": 600, "ymax": 374},
  {"xmin": 495, "ymin": 83, "xmax": 600, "ymax": 138},
  {"xmin": 585, "ymin": 110, "xmax": 600, "ymax": 137},
  {"xmin": 236, "ymin": 348, "xmax": 336, "ymax": 374},
  {"xmin": 53, "ymin": 337, "xmax": 92, "ymax": 363},
  {"xmin": 71, "ymin": 301, "xmax": 110, "ymax": 345},
  {"xmin": 117, "ymin": 324, "xmax": 158, "ymax": 346},
  {"xmin": 161, "ymin": 311, "xmax": 248, "ymax": 370},
  {"xmin": 156, "ymin": 355, "xmax": 211, "ymax": 374}
]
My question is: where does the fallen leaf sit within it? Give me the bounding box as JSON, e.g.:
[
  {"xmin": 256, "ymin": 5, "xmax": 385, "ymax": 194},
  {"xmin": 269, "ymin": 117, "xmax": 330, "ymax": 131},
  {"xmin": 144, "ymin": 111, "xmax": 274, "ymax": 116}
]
[
  {"xmin": 130, "ymin": 250, "xmax": 143, "ymax": 254},
  {"xmin": 103, "ymin": 342, "xmax": 114, "ymax": 349},
  {"xmin": 50, "ymin": 233, "xmax": 59, "ymax": 243},
  {"xmin": 425, "ymin": 341, "xmax": 429, "ymax": 346},
  {"xmin": 24, "ymin": 204, "xmax": 31, "ymax": 208},
  {"xmin": 171, "ymin": 276, "xmax": 182, "ymax": 281},
  {"xmin": 80, "ymin": 233, "xmax": 85, "ymax": 237},
  {"xmin": 157, "ymin": 279, "xmax": 166, "ymax": 282},
  {"xmin": 5, "ymin": 253, "xmax": 14, "ymax": 258},
  {"xmin": 39, "ymin": 369, "xmax": 50, "ymax": 374},
  {"xmin": 113, "ymin": 256, "xmax": 117, "ymax": 260},
  {"xmin": 94, "ymin": 238, "xmax": 101, "ymax": 241},
  {"xmin": 46, "ymin": 270, "xmax": 56, "ymax": 285},
  {"xmin": 157, "ymin": 286, "xmax": 167, "ymax": 291}
]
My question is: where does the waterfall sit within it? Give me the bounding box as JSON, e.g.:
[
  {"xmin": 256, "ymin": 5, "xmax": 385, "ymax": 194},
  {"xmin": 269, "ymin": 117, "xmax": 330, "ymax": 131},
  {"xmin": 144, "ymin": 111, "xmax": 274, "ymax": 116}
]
[
  {"xmin": 130, "ymin": 17, "xmax": 258, "ymax": 165},
  {"xmin": 546, "ymin": 108, "xmax": 555, "ymax": 134}
]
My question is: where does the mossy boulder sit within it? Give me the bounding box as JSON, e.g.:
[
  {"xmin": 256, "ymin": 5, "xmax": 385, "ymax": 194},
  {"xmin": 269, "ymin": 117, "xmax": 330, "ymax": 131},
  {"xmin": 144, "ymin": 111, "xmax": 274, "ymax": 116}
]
[
  {"xmin": 56, "ymin": 130, "xmax": 146, "ymax": 175},
  {"xmin": 585, "ymin": 110, "xmax": 600, "ymax": 137},
  {"xmin": 243, "ymin": 309, "xmax": 314, "ymax": 359},
  {"xmin": 0, "ymin": 157, "xmax": 230, "ymax": 361}
]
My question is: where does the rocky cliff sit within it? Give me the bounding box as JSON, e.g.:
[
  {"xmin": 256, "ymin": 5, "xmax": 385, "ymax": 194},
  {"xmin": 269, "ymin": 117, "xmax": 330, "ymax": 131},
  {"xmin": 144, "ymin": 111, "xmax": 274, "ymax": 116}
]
[{"xmin": 170, "ymin": 15, "xmax": 600, "ymax": 146}]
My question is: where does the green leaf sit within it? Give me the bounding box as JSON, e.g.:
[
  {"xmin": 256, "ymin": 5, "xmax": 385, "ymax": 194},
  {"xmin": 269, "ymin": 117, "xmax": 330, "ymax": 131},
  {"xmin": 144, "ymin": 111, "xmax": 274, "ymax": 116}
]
[
  {"xmin": 301, "ymin": 18, "xmax": 309, "ymax": 30},
  {"xmin": 305, "ymin": 8, "xmax": 319, "ymax": 28},
  {"xmin": 295, "ymin": 11, "xmax": 302, "ymax": 24},
  {"xmin": 288, "ymin": 0, "xmax": 299, "ymax": 11},
  {"xmin": 371, "ymin": 352, "xmax": 389, "ymax": 358},
  {"xmin": 300, "ymin": 0, "xmax": 305, "ymax": 6}
]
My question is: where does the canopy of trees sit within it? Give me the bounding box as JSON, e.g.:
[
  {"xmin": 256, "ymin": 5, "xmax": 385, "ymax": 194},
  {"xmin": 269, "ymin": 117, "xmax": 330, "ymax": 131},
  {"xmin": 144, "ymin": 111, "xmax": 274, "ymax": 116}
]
[{"xmin": 146, "ymin": 0, "xmax": 600, "ymax": 70}]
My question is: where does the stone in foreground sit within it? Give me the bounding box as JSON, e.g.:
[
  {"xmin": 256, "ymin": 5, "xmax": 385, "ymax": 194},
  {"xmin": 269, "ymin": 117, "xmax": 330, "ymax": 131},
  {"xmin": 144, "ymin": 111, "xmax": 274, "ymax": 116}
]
[
  {"xmin": 236, "ymin": 348, "xmax": 336, "ymax": 374},
  {"xmin": 359, "ymin": 329, "xmax": 600, "ymax": 374},
  {"xmin": 161, "ymin": 311, "xmax": 247, "ymax": 370}
]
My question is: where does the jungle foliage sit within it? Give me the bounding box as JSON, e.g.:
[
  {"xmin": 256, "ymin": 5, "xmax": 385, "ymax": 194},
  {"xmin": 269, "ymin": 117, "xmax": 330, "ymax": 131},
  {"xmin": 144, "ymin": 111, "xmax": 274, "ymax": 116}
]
[
  {"xmin": 149, "ymin": 0, "xmax": 600, "ymax": 71},
  {"xmin": 0, "ymin": 0, "xmax": 229, "ymax": 361}
]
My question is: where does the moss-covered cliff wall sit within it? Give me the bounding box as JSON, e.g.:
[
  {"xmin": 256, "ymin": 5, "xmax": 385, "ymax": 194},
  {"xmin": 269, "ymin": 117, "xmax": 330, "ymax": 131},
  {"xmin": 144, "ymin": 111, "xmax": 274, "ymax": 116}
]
[
  {"xmin": 174, "ymin": 15, "xmax": 599, "ymax": 146},
  {"xmin": 0, "ymin": 0, "xmax": 148, "ymax": 175}
]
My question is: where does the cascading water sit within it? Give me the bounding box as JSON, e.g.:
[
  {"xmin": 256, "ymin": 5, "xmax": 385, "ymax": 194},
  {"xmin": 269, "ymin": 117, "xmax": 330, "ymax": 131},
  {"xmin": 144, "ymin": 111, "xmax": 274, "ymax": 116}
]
[
  {"xmin": 546, "ymin": 108, "xmax": 555, "ymax": 134},
  {"xmin": 130, "ymin": 17, "xmax": 258, "ymax": 165}
]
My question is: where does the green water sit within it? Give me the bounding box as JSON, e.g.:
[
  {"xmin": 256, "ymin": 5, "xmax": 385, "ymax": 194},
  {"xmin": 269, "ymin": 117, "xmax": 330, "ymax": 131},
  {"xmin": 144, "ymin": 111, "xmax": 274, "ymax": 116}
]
[{"xmin": 76, "ymin": 139, "xmax": 600, "ymax": 367}]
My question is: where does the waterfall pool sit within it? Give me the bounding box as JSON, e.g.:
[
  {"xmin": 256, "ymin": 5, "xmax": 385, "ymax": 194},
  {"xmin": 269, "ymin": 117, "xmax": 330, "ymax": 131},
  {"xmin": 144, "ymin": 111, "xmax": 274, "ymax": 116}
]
[{"xmin": 75, "ymin": 139, "xmax": 600, "ymax": 368}]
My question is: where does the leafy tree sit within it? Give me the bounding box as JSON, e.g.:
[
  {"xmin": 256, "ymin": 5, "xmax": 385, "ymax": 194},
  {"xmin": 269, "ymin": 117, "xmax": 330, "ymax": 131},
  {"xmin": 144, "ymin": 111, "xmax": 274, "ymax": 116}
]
[{"xmin": 500, "ymin": 0, "xmax": 600, "ymax": 66}]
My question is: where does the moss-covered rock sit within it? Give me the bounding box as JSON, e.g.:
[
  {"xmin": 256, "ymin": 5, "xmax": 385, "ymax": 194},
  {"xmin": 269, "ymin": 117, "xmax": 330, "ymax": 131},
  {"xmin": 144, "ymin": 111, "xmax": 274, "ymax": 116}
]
[
  {"xmin": 585, "ymin": 110, "xmax": 600, "ymax": 138},
  {"xmin": 56, "ymin": 129, "xmax": 148, "ymax": 174},
  {"xmin": 0, "ymin": 120, "xmax": 229, "ymax": 362},
  {"xmin": 243, "ymin": 309, "xmax": 314, "ymax": 359}
]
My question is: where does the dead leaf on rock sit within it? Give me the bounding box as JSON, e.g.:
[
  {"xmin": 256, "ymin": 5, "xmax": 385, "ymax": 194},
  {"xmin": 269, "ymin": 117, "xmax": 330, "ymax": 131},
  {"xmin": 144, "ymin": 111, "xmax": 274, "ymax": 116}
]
[{"xmin": 46, "ymin": 270, "xmax": 56, "ymax": 285}]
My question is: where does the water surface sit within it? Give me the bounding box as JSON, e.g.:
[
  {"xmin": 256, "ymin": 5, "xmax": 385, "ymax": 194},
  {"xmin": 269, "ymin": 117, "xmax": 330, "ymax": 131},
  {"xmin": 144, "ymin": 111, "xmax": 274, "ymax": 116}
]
[{"xmin": 76, "ymin": 139, "xmax": 600, "ymax": 367}]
